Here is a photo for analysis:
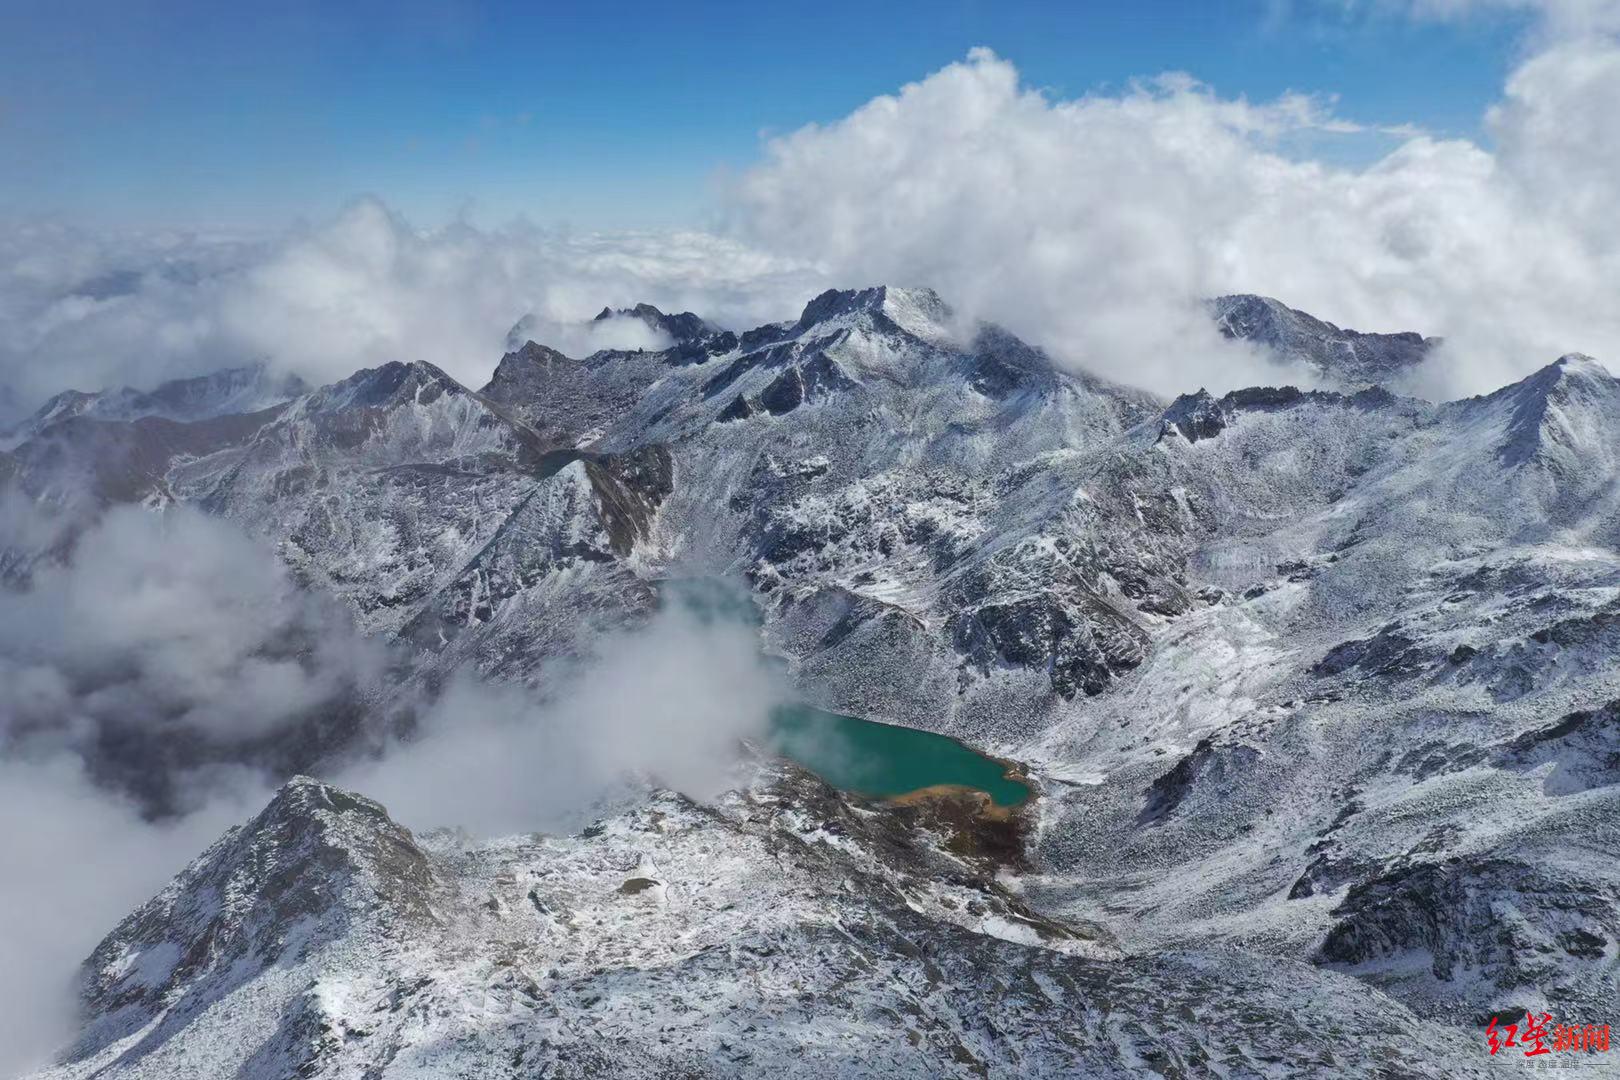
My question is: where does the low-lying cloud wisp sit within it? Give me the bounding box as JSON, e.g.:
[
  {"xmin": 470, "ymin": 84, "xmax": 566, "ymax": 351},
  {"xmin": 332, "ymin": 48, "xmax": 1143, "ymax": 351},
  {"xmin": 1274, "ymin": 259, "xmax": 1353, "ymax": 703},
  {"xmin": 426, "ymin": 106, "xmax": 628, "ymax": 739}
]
[
  {"xmin": 0, "ymin": 505, "xmax": 783, "ymax": 1076},
  {"xmin": 335, "ymin": 590, "xmax": 784, "ymax": 837}
]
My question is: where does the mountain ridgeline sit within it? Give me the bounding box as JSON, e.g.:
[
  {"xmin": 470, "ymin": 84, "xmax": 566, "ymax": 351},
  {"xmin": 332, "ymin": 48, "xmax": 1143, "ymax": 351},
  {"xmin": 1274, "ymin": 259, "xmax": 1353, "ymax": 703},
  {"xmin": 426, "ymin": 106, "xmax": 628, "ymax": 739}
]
[{"xmin": 6, "ymin": 287, "xmax": 1618, "ymax": 1078}]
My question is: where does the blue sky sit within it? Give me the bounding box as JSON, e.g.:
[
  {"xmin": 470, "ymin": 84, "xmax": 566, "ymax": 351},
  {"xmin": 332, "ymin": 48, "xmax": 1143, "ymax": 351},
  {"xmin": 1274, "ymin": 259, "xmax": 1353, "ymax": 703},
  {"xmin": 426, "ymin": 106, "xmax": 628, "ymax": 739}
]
[{"xmin": 1, "ymin": 0, "xmax": 1531, "ymax": 229}]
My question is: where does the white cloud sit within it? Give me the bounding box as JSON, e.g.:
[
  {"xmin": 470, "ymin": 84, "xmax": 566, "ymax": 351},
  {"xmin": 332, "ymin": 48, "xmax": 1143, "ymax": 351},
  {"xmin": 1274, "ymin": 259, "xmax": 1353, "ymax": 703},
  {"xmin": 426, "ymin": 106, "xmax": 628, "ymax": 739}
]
[
  {"xmin": 335, "ymin": 588, "xmax": 783, "ymax": 837},
  {"xmin": 4, "ymin": 6, "xmax": 1620, "ymax": 412},
  {"xmin": 1377, "ymin": 0, "xmax": 1620, "ymax": 37},
  {"xmin": 0, "ymin": 505, "xmax": 783, "ymax": 1073},
  {"xmin": 0, "ymin": 754, "xmax": 267, "ymax": 1079},
  {"xmin": 0, "ymin": 504, "xmax": 392, "ymax": 765},
  {"xmin": 579, "ymin": 314, "xmax": 673, "ymax": 353},
  {"xmin": 0, "ymin": 205, "xmax": 822, "ymax": 423},
  {"xmin": 724, "ymin": 39, "xmax": 1620, "ymax": 398}
]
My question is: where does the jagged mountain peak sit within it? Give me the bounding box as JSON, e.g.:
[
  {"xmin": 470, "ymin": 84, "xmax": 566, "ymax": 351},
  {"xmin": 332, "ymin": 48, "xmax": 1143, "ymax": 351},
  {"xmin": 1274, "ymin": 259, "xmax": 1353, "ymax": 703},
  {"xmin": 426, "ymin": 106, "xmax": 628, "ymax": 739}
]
[
  {"xmin": 1475, "ymin": 350, "xmax": 1618, "ymax": 413},
  {"xmin": 1210, "ymin": 292, "xmax": 1436, "ymax": 388},
  {"xmin": 793, "ymin": 284, "xmax": 951, "ymax": 339},
  {"xmin": 207, "ymin": 774, "xmax": 430, "ymax": 891},
  {"xmin": 1210, "ymin": 293, "xmax": 1304, "ymax": 328},
  {"xmin": 1468, "ymin": 350, "xmax": 1620, "ymax": 470},
  {"xmin": 158, "ymin": 773, "xmax": 432, "ymax": 923},
  {"xmin": 2, "ymin": 361, "xmax": 308, "ymax": 447},
  {"xmin": 500, "ymin": 338, "xmax": 577, "ymax": 368},
  {"xmin": 260, "ymin": 773, "xmax": 391, "ymax": 824},
  {"xmin": 296, "ymin": 358, "xmax": 468, "ymax": 414},
  {"xmin": 594, "ymin": 301, "xmax": 719, "ymax": 345},
  {"xmin": 66, "ymin": 776, "xmax": 437, "ymax": 1069},
  {"xmin": 1544, "ymin": 351, "xmax": 1611, "ymax": 381},
  {"xmin": 1160, "ymin": 387, "xmax": 1227, "ymax": 442}
]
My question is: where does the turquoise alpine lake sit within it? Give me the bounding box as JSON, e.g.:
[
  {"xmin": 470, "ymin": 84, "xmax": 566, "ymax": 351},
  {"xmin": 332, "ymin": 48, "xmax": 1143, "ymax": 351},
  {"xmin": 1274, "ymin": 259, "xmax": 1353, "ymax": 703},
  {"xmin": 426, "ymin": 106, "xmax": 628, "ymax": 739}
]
[
  {"xmin": 766, "ymin": 704, "xmax": 1032, "ymax": 807},
  {"xmin": 657, "ymin": 578, "xmax": 1032, "ymax": 808}
]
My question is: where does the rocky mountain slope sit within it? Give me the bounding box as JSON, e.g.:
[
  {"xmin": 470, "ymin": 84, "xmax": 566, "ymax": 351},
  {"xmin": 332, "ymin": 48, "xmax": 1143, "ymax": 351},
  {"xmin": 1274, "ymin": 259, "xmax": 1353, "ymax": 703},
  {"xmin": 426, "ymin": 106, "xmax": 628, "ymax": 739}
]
[
  {"xmin": 1, "ymin": 362, "xmax": 308, "ymax": 450},
  {"xmin": 34, "ymin": 773, "xmax": 1486, "ymax": 1079},
  {"xmin": 1020, "ymin": 354, "xmax": 1620, "ymax": 1028},
  {"xmin": 5, "ymin": 288, "xmax": 1617, "ymax": 1076},
  {"xmin": 1210, "ymin": 293, "xmax": 1438, "ymax": 388}
]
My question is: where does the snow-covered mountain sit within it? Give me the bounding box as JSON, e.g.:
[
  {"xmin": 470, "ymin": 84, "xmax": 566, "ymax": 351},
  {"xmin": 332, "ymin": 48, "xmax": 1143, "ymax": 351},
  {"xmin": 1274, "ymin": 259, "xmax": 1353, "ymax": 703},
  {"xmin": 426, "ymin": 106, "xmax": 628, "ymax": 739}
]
[
  {"xmin": 1, "ymin": 362, "xmax": 309, "ymax": 449},
  {"xmin": 34, "ymin": 771, "xmax": 1484, "ymax": 1079},
  {"xmin": 5, "ymin": 286, "xmax": 1616, "ymax": 1077},
  {"xmin": 1211, "ymin": 293, "xmax": 1437, "ymax": 387}
]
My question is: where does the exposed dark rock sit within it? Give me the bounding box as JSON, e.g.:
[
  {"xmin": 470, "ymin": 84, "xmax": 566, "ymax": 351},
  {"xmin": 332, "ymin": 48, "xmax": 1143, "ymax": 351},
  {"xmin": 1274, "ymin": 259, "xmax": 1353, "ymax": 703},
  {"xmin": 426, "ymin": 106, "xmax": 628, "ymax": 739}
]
[
  {"xmin": 593, "ymin": 302, "xmax": 720, "ymax": 345},
  {"xmin": 1288, "ymin": 850, "xmax": 1382, "ymax": 900},
  {"xmin": 800, "ymin": 352, "xmax": 859, "ymax": 398},
  {"xmin": 1394, "ymin": 739, "xmax": 1488, "ymax": 782},
  {"xmin": 1528, "ymin": 602, "xmax": 1620, "ymax": 648},
  {"xmin": 670, "ymin": 329, "xmax": 738, "ymax": 365},
  {"xmin": 1494, "ymin": 700, "xmax": 1620, "ymax": 795},
  {"xmin": 1312, "ymin": 625, "xmax": 1424, "ymax": 679},
  {"xmin": 716, "ymin": 393, "xmax": 756, "ymax": 423},
  {"xmin": 793, "ymin": 286, "xmax": 888, "ymax": 332},
  {"xmin": 948, "ymin": 586, "xmax": 1147, "ymax": 698},
  {"xmin": 1319, "ymin": 858, "xmax": 1619, "ymax": 991},
  {"xmin": 1210, "ymin": 294, "xmax": 1435, "ymax": 386},
  {"xmin": 759, "ymin": 366, "xmax": 805, "ymax": 415},
  {"xmin": 1160, "ymin": 389, "xmax": 1227, "ymax": 442},
  {"xmin": 1221, "ymin": 385, "xmax": 1321, "ymax": 411},
  {"xmin": 1138, "ymin": 737, "xmax": 1261, "ymax": 825},
  {"xmin": 700, "ymin": 342, "xmax": 803, "ymax": 398},
  {"xmin": 963, "ymin": 325, "xmax": 1052, "ymax": 398},
  {"xmin": 586, "ymin": 443, "xmax": 674, "ymax": 557}
]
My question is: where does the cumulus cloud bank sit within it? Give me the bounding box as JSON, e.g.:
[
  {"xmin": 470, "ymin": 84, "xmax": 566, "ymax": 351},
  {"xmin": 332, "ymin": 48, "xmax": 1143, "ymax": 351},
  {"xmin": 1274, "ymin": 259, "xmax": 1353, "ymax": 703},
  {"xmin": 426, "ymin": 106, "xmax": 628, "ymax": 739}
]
[
  {"xmin": 7, "ymin": 10, "xmax": 1620, "ymax": 408},
  {"xmin": 727, "ymin": 28, "xmax": 1620, "ymax": 397},
  {"xmin": 1, "ymin": 501, "xmax": 782, "ymax": 831}
]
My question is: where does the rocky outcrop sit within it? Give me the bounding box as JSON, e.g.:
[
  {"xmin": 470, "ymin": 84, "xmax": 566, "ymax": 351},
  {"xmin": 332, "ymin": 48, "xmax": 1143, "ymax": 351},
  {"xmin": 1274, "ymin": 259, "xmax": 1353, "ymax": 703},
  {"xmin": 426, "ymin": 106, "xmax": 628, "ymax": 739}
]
[
  {"xmin": 1160, "ymin": 389, "xmax": 1226, "ymax": 442},
  {"xmin": 593, "ymin": 301, "xmax": 720, "ymax": 346},
  {"xmin": 1312, "ymin": 624, "xmax": 1425, "ymax": 679},
  {"xmin": 715, "ymin": 392, "xmax": 756, "ymax": 422},
  {"xmin": 1319, "ymin": 857, "xmax": 1619, "ymax": 1010},
  {"xmin": 949, "ymin": 585, "xmax": 1148, "ymax": 698},
  {"xmin": 1210, "ymin": 293, "xmax": 1435, "ymax": 387},
  {"xmin": 1138, "ymin": 736, "xmax": 1262, "ymax": 824},
  {"xmin": 69, "ymin": 778, "xmax": 436, "ymax": 1068}
]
